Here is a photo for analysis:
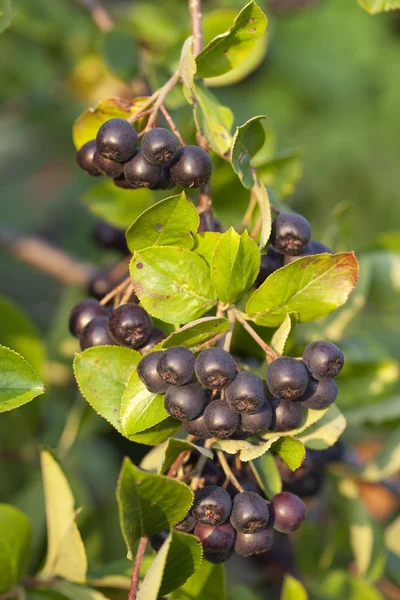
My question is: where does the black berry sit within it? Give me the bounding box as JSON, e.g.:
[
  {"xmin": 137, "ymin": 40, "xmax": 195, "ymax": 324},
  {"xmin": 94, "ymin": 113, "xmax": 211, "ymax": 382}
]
[
  {"xmin": 298, "ymin": 377, "xmax": 338, "ymax": 410},
  {"xmin": 225, "ymin": 371, "xmax": 266, "ymax": 414},
  {"xmin": 93, "ymin": 221, "xmax": 129, "ymax": 254},
  {"xmin": 192, "ymin": 485, "xmax": 232, "ymax": 526},
  {"xmin": 204, "ymin": 399, "xmax": 240, "ymax": 438},
  {"xmin": 124, "ymin": 150, "xmax": 162, "ymax": 188},
  {"xmin": 164, "ymin": 382, "xmax": 206, "ymax": 420},
  {"xmin": 255, "ymin": 247, "xmax": 284, "ymax": 286},
  {"xmin": 157, "ymin": 346, "xmax": 195, "ymax": 386},
  {"xmin": 96, "ymin": 118, "xmax": 137, "ymax": 163},
  {"xmin": 266, "ymin": 357, "xmax": 309, "ymax": 400},
  {"xmin": 302, "ymin": 340, "xmax": 344, "ymax": 380},
  {"xmin": 240, "ymin": 401, "xmax": 273, "ymax": 434},
  {"xmin": 138, "ymin": 328, "xmax": 166, "ymax": 353},
  {"xmin": 271, "ymin": 492, "xmax": 307, "ymax": 533},
  {"xmin": 195, "ymin": 348, "xmax": 236, "ymax": 390},
  {"xmin": 272, "ymin": 399, "xmax": 304, "ymax": 431},
  {"xmin": 76, "ymin": 140, "xmax": 102, "ymax": 176},
  {"xmin": 175, "ymin": 510, "xmax": 196, "ymax": 533},
  {"xmin": 234, "ymin": 528, "xmax": 274, "ymax": 557},
  {"xmin": 80, "ymin": 316, "xmax": 115, "ymax": 350},
  {"xmin": 93, "ymin": 151, "xmax": 124, "ymax": 178},
  {"xmin": 271, "ymin": 213, "xmax": 311, "ymax": 256},
  {"xmin": 149, "ymin": 531, "xmax": 168, "ymax": 552},
  {"xmin": 108, "ymin": 303, "xmax": 152, "ymax": 349},
  {"xmin": 141, "ymin": 127, "xmax": 178, "ymax": 165},
  {"xmin": 113, "ymin": 174, "xmax": 135, "ymax": 189},
  {"xmin": 183, "ymin": 412, "xmax": 211, "ymax": 439},
  {"xmin": 230, "ymin": 492, "xmax": 270, "ymax": 534},
  {"xmin": 69, "ymin": 298, "xmax": 107, "ymax": 338},
  {"xmin": 137, "ymin": 351, "xmax": 168, "ymax": 394},
  {"xmin": 310, "ymin": 240, "xmax": 332, "ymax": 254},
  {"xmin": 283, "ymin": 241, "xmax": 315, "ymax": 265},
  {"xmin": 170, "ymin": 145, "xmax": 212, "ymax": 188},
  {"xmin": 194, "ymin": 522, "xmax": 235, "ymax": 564}
]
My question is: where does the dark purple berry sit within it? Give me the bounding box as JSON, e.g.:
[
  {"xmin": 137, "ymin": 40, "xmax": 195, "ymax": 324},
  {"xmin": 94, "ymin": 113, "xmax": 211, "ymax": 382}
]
[
  {"xmin": 93, "ymin": 221, "xmax": 129, "ymax": 254},
  {"xmin": 192, "ymin": 485, "xmax": 232, "ymax": 526},
  {"xmin": 137, "ymin": 351, "xmax": 168, "ymax": 394},
  {"xmin": 170, "ymin": 145, "xmax": 212, "ymax": 188},
  {"xmin": 283, "ymin": 241, "xmax": 315, "ymax": 265},
  {"xmin": 255, "ymin": 247, "xmax": 284, "ymax": 286},
  {"xmin": 124, "ymin": 150, "xmax": 162, "ymax": 188},
  {"xmin": 149, "ymin": 531, "xmax": 168, "ymax": 552},
  {"xmin": 225, "ymin": 371, "xmax": 265, "ymax": 415},
  {"xmin": 195, "ymin": 348, "xmax": 236, "ymax": 390},
  {"xmin": 310, "ymin": 240, "xmax": 332, "ymax": 254},
  {"xmin": 175, "ymin": 510, "xmax": 196, "ymax": 533},
  {"xmin": 230, "ymin": 492, "xmax": 270, "ymax": 534},
  {"xmin": 141, "ymin": 127, "xmax": 178, "ymax": 165},
  {"xmin": 204, "ymin": 400, "xmax": 240, "ymax": 438},
  {"xmin": 80, "ymin": 316, "xmax": 115, "ymax": 350},
  {"xmin": 113, "ymin": 174, "xmax": 135, "ymax": 189},
  {"xmin": 139, "ymin": 328, "xmax": 166, "ymax": 353},
  {"xmin": 272, "ymin": 399, "xmax": 304, "ymax": 431},
  {"xmin": 302, "ymin": 340, "xmax": 344, "ymax": 380},
  {"xmin": 76, "ymin": 140, "xmax": 102, "ymax": 176},
  {"xmin": 69, "ymin": 298, "xmax": 107, "ymax": 337},
  {"xmin": 266, "ymin": 357, "xmax": 309, "ymax": 401},
  {"xmin": 164, "ymin": 382, "xmax": 206, "ymax": 421},
  {"xmin": 234, "ymin": 527, "xmax": 274, "ymax": 557},
  {"xmin": 271, "ymin": 492, "xmax": 307, "ymax": 533},
  {"xmin": 183, "ymin": 412, "xmax": 211, "ymax": 439},
  {"xmin": 271, "ymin": 213, "xmax": 311, "ymax": 256},
  {"xmin": 194, "ymin": 522, "xmax": 235, "ymax": 564},
  {"xmin": 240, "ymin": 401, "xmax": 273, "ymax": 434},
  {"xmin": 108, "ymin": 303, "xmax": 152, "ymax": 349},
  {"xmin": 96, "ymin": 118, "xmax": 137, "ymax": 163},
  {"xmin": 297, "ymin": 377, "xmax": 337, "ymax": 410},
  {"xmin": 157, "ymin": 346, "xmax": 195, "ymax": 386},
  {"xmin": 93, "ymin": 151, "xmax": 124, "ymax": 178}
]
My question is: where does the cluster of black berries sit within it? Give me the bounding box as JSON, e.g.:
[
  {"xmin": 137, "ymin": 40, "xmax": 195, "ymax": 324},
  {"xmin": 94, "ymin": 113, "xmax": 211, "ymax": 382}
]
[
  {"xmin": 256, "ymin": 213, "xmax": 331, "ymax": 287},
  {"xmin": 151, "ymin": 486, "xmax": 306, "ymax": 564},
  {"xmin": 69, "ymin": 299, "xmax": 164, "ymax": 352},
  {"xmin": 76, "ymin": 118, "xmax": 212, "ymax": 190}
]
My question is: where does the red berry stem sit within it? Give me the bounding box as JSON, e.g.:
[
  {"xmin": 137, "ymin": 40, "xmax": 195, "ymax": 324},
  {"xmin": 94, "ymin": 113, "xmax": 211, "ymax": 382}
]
[
  {"xmin": 235, "ymin": 311, "xmax": 279, "ymax": 364},
  {"xmin": 128, "ymin": 536, "xmax": 148, "ymax": 600}
]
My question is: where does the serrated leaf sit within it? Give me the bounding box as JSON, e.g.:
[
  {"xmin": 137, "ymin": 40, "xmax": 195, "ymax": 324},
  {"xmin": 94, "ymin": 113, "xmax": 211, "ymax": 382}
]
[
  {"xmin": 120, "ymin": 369, "xmax": 168, "ymax": 437},
  {"xmin": 161, "ymin": 317, "xmax": 230, "ymax": 349},
  {"xmin": 252, "ymin": 177, "xmax": 272, "ymax": 247},
  {"xmin": 271, "ymin": 314, "xmax": 291, "ymax": 355},
  {"xmin": 358, "ymin": 0, "xmax": 400, "ymax": 13},
  {"xmin": 130, "ymin": 246, "xmax": 217, "ymax": 324},
  {"xmin": 212, "ymin": 436, "xmax": 280, "ymax": 462},
  {"xmin": 211, "ymin": 228, "xmax": 260, "ymax": 304},
  {"xmin": 171, "ymin": 560, "xmax": 226, "ymax": 600},
  {"xmin": 361, "ymin": 428, "xmax": 400, "ymax": 482},
  {"xmin": 298, "ymin": 405, "xmax": 346, "ymax": 450},
  {"xmin": 40, "ymin": 450, "xmax": 87, "ymax": 583},
  {"xmin": 180, "ymin": 36, "xmax": 197, "ymax": 89},
  {"xmin": 126, "ymin": 192, "xmax": 198, "ymax": 253},
  {"xmin": 130, "ymin": 419, "xmax": 181, "ymax": 446},
  {"xmin": 160, "ymin": 438, "xmax": 213, "ymax": 474},
  {"xmin": 116, "ymin": 458, "xmax": 193, "ymax": 557},
  {"xmin": 261, "ymin": 406, "xmax": 331, "ymax": 440},
  {"xmin": 137, "ymin": 534, "xmax": 171, "ymax": 600},
  {"xmin": 272, "ymin": 437, "xmax": 306, "ymax": 470},
  {"xmin": 196, "ymin": 1, "xmax": 268, "ymax": 78},
  {"xmin": 0, "ymin": 504, "xmax": 31, "ymax": 594},
  {"xmin": 249, "ymin": 452, "xmax": 282, "ymax": 499},
  {"xmin": 192, "ymin": 232, "xmax": 222, "ymax": 266},
  {"xmin": 0, "ymin": 0, "xmax": 12, "ymax": 34},
  {"xmin": 84, "ymin": 181, "xmax": 152, "ymax": 230},
  {"xmin": 74, "ymin": 346, "xmax": 140, "ymax": 434},
  {"xmin": 281, "ymin": 575, "xmax": 308, "ymax": 600},
  {"xmin": 231, "ymin": 116, "xmax": 266, "ymax": 189},
  {"xmin": 184, "ymin": 81, "xmax": 233, "ymax": 157},
  {"xmin": 246, "ymin": 252, "xmax": 359, "ymax": 327},
  {"xmin": 0, "ymin": 345, "xmax": 45, "ymax": 413}
]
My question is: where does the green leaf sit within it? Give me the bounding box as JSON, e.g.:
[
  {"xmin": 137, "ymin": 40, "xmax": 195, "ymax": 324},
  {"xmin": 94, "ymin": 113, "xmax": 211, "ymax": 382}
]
[
  {"xmin": 249, "ymin": 452, "xmax": 282, "ymax": 499},
  {"xmin": 120, "ymin": 369, "xmax": 168, "ymax": 437},
  {"xmin": 281, "ymin": 575, "xmax": 308, "ymax": 600},
  {"xmin": 180, "ymin": 36, "xmax": 197, "ymax": 89},
  {"xmin": 192, "ymin": 232, "xmax": 222, "ymax": 266},
  {"xmin": 211, "ymin": 228, "xmax": 260, "ymax": 304},
  {"xmin": 261, "ymin": 406, "xmax": 331, "ymax": 440},
  {"xmin": 196, "ymin": 1, "xmax": 268, "ymax": 78},
  {"xmin": 271, "ymin": 314, "xmax": 291, "ymax": 355},
  {"xmin": 257, "ymin": 150, "xmax": 303, "ymax": 200},
  {"xmin": 0, "ymin": 504, "xmax": 31, "ymax": 594},
  {"xmin": 126, "ymin": 192, "xmax": 199, "ymax": 253},
  {"xmin": 246, "ymin": 252, "xmax": 359, "ymax": 327},
  {"xmin": 137, "ymin": 534, "xmax": 172, "ymax": 600},
  {"xmin": 184, "ymin": 81, "xmax": 233, "ymax": 157},
  {"xmin": 0, "ymin": 345, "xmax": 45, "ymax": 413},
  {"xmin": 298, "ymin": 405, "xmax": 346, "ymax": 450},
  {"xmin": 361, "ymin": 428, "xmax": 400, "ymax": 482},
  {"xmin": 252, "ymin": 177, "xmax": 272, "ymax": 247},
  {"xmin": 311, "ymin": 571, "xmax": 384, "ymax": 600},
  {"xmin": 345, "ymin": 395, "xmax": 400, "ymax": 427},
  {"xmin": 74, "ymin": 346, "xmax": 140, "ymax": 434},
  {"xmin": 272, "ymin": 437, "xmax": 306, "ymax": 471},
  {"xmin": 130, "ymin": 246, "xmax": 217, "ymax": 324},
  {"xmin": 116, "ymin": 458, "xmax": 193, "ymax": 557},
  {"xmin": 161, "ymin": 317, "xmax": 230, "ymax": 350},
  {"xmin": 52, "ymin": 581, "xmax": 110, "ymax": 600},
  {"xmin": 171, "ymin": 560, "xmax": 226, "ymax": 600},
  {"xmin": 129, "ymin": 418, "xmax": 181, "ymax": 446},
  {"xmin": 230, "ymin": 585, "xmax": 262, "ymax": 600},
  {"xmin": 0, "ymin": 0, "xmax": 12, "ymax": 34},
  {"xmin": 212, "ymin": 436, "xmax": 281, "ymax": 462},
  {"xmin": 40, "ymin": 450, "xmax": 87, "ymax": 583},
  {"xmin": 27, "ymin": 589, "xmax": 69, "ymax": 600},
  {"xmin": 386, "ymin": 515, "xmax": 400, "ymax": 557},
  {"xmin": 358, "ymin": 0, "xmax": 400, "ymax": 13},
  {"xmin": 100, "ymin": 29, "xmax": 139, "ymax": 82},
  {"xmin": 231, "ymin": 116, "xmax": 266, "ymax": 189},
  {"xmin": 160, "ymin": 438, "xmax": 213, "ymax": 474},
  {"xmin": 84, "ymin": 181, "xmax": 152, "ymax": 230}
]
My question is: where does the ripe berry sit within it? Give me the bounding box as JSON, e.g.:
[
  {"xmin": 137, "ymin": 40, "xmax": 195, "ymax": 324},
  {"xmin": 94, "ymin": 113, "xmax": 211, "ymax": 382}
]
[
  {"xmin": 266, "ymin": 357, "xmax": 309, "ymax": 400},
  {"xmin": 157, "ymin": 346, "xmax": 195, "ymax": 386},
  {"xmin": 271, "ymin": 492, "xmax": 307, "ymax": 533},
  {"xmin": 141, "ymin": 127, "xmax": 178, "ymax": 165},
  {"xmin": 192, "ymin": 485, "xmax": 232, "ymax": 526},
  {"xmin": 164, "ymin": 382, "xmax": 206, "ymax": 420},
  {"xmin": 137, "ymin": 351, "xmax": 168, "ymax": 394},
  {"xmin": 234, "ymin": 528, "xmax": 274, "ymax": 557},
  {"xmin": 271, "ymin": 213, "xmax": 311, "ymax": 256},
  {"xmin": 113, "ymin": 174, "xmax": 135, "ymax": 189},
  {"xmin": 156, "ymin": 165, "xmax": 175, "ymax": 190},
  {"xmin": 149, "ymin": 531, "xmax": 168, "ymax": 552},
  {"xmin": 195, "ymin": 348, "xmax": 236, "ymax": 390},
  {"xmin": 204, "ymin": 400, "xmax": 240, "ymax": 438},
  {"xmin": 194, "ymin": 522, "xmax": 235, "ymax": 564},
  {"xmin": 272, "ymin": 399, "xmax": 304, "ymax": 431},
  {"xmin": 69, "ymin": 298, "xmax": 107, "ymax": 338},
  {"xmin": 240, "ymin": 401, "xmax": 273, "ymax": 434},
  {"xmin": 93, "ymin": 151, "xmax": 124, "ymax": 178},
  {"xmin": 80, "ymin": 316, "xmax": 115, "ymax": 350},
  {"xmin": 170, "ymin": 145, "xmax": 212, "ymax": 188},
  {"xmin": 310, "ymin": 240, "xmax": 332, "ymax": 254},
  {"xmin": 255, "ymin": 247, "xmax": 284, "ymax": 286},
  {"xmin": 175, "ymin": 510, "xmax": 196, "ymax": 533},
  {"xmin": 230, "ymin": 492, "xmax": 270, "ymax": 534},
  {"xmin": 283, "ymin": 241, "xmax": 314, "ymax": 265},
  {"xmin": 96, "ymin": 118, "xmax": 137, "ymax": 163},
  {"xmin": 93, "ymin": 221, "xmax": 129, "ymax": 254},
  {"xmin": 302, "ymin": 340, "xmax": 344, "ymax": 380},
  {"xmin": 76, "ymin": 140, "xmax": 102, "ymax": 176},
  {"xmin": 124, "ymin": 150, "xmax": 162, "ymax": 188},
  {"xmin": 183, "ymin": 412, "xmax": 211, "ymax": 439},
  {"xmin": 108, "ymin": 303, "xmax": 152, "ymax": 349},
  {"xmin": 225, "ymin": 371, "xmax": 266, "ymax": 414},
  {"xmin": 298, "ymin": 377, "xmax": 338, "ymax": 410},
  {"xmin": 138, "ymin": 328, "xmax": 166, "ymax": 353}
]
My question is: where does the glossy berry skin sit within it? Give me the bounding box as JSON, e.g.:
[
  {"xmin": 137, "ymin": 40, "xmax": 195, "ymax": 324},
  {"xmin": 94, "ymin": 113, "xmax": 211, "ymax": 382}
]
[
  {"xmin": 283, "ymin": 240, "xmax": 332, "ymax": 265},
  {"xmin": 183, "ymin": 412, "xmax": 211, "ymax": 439},
  {"xmin": 204, "ymin": 400, "xmax": 240, "ymax": 438},
  {"xmin": 298, "ymin": 377, "xmax": 337, "ymax": 410},
  {"xmin": 137, "ymin": 351, "xmax": 168, "ymax": 394},
  {"xmin": 93, "ymin": 221, "xmax": 129, "ymax": 254},
  {"xmin": 108, "ymin": 304, "xmax": 152, "ymax": 349},
  {"xmin": 80, "ymin": 316, "xmax": 115, "ymax": 350},
  {"xmin": 164, "ymin": 382, "xmax": 207, "ymax": 421},
  {"xmin": 272, "ymin": 399, "xmax": 304, "ymax": 432},
  {"xmin": 170, "ymin": 145, "xmax": 212, "ymax": 188},
  {"xmin": 195, "ymin": 348, "xmax": 236, "ymax": 390},
  {"xmin": 157, "ymin": 346, "xmax": 195, "ymax": 386},
  {"xmin": 240, "ymin": 401, "xmax": 273, "ymax": 434},
  {"xmin": 194, "ymin": 522, "xmax": 235, "ymax": 564},
  {"xmin": 69, "ymin": 298, "xmax": 107, "ymax": 338},
  {"xmin": 230, "ymin": 492, "xmax": 270, "ymax": 534},
  {"xmin": 302, "ymin": 340, "xmax": 344, "ymax": 380},
  {"xmin": 76, "ymin": 140, "xmax": 102, "ymax": 176},
  {"xmin": 141, "ymin": 127, "xmax": 178, "ymax": 165},
  {"xmin": 267, "ymin": 357, "xmax": 309, "ymax": 401},
  {"xmin": 234, "ymin": 527, "xmax": 274, "ymax": 557},
  {"xmin": 113, "ymin": 174, "xmax": 135, "ymax": 189},
  {"xmin": 175, "ymin": 510, "xmax": 196, "ymax": 533},
  {"xmin": 271, "ymin": 492, "xmax": 307, "ymax": 533},
  {"xmin": 193, "ymin": 485, "xmax": 232, "ymax": 526},
  {"xmin": 138, "ymin": 328, "xmax": 166, "ymax": 354},
  {"xmin": 225, "ymin": 371, "xmax": 266, "ymax": 415},
  {"xmin": 271, "ymin": 213, "xmax": 311, "ymax": 256},
  {"xmin": 255, "ymin": 247, "xmax": 284, "ymax": 286},
  {"xmin": 96, "ymin": 118, "xmax": 137, "ymax": 163},
  {"xmin": 124, "ymin": 150, "xmax": 162, "ymax": 188},
  {"xmin": 93, "ymin": 152, "xmax": 124, "ymax": 178}
]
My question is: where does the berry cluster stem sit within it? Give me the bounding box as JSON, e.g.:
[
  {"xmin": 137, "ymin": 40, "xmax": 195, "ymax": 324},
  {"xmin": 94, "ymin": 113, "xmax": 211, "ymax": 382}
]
[
  {"xmin": 216, "ymin": 450, "xmax": 244, "ymax": 493},
  {"xmin": 235, "ymin": 311, "xmax": 279, "ymax": 364},
  {"xmin": 145, "ymin": 70, "xmax": 181, "ymax": 131},
  {"xmin": 128, "ymin": 537, "xmax": 148, "ymax": 600},
  {"xmin": 160, "ymin": 105, "xmax": 185, "ymax": 146}
]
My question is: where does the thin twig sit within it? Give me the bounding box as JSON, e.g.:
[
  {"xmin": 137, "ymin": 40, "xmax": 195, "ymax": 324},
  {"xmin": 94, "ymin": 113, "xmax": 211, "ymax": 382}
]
[
  {"xmin": 167, "ymin": 451, "xmax": 190, "ymax": 478},
  {"xmin": 223, "ymin": 308, "xmax": 236, "ymax": 352},
  {"xmin": 194, "ymin": 331, "xmax": 226, "ymax": 352},
  {"xmin": 75, "ymin": 0, "xmax": 114, "ymax": 32},
  {"xmin": 128, "ymin": 537, "xmax": 148, "ymax": 600},
  {"xmin": 188, "ymin": 0, "xmax": 204, "ymax": 56},
  {"xmin": 160, "ymin": 104, "xmax": 185, "ymax": 146},
  {"xmin": 146, "ymin": 70, "xmax": 181, "ymax": 130},
  {"xmin": 99, "ymin": 277, "xmax": 130, "ymax": 306},
  {"xmin": 235, "ymin": 311, "xmax": 279, "ymax": 363},
  {"xmin": 251, "ymin": 215, "xmax": 263, "ymax": 240},
  {"xmin": 119, "ymin": 282, "xmax": 135, "ymax": 306},
  {"xmin": 217, "ymin": 450, "xmax": 244, "ymax": 492}
]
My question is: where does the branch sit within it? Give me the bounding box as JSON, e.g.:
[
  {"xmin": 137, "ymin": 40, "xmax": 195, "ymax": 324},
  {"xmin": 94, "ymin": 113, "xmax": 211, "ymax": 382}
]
[
  {"xmin": 167, "ymin": 451, "xmax": 190, "ymax": 478},
  {"xmin": 188, "ymin": 0, "xmax": 204, "ymax": 56},
  {"xmin": 216, "ymin": 450, "xmax": 244, "ymax": 493},
  {"xmin": 235, "ymin": 311, "xmax": 279, "ymax": 363},
  {"xmin": 128, "ymin": 537, "xmax": 148, "ymax": 600},
  {"xmin": 145, "ymin": 70, "xmax": 181, "ymax": 130},
  {"xmin": 75, "ymin": 0, "xmax": 114, "ymax": 32}
]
